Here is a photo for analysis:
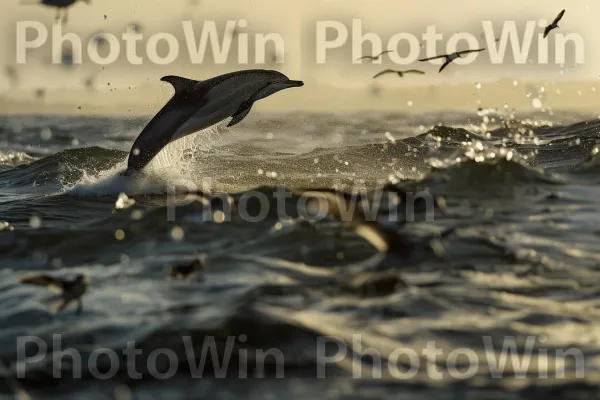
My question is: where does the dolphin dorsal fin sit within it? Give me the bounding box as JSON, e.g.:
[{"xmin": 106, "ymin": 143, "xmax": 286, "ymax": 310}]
[{"xmin": 160, "ymin": 76, "xmax": 200, "ymax": 94}]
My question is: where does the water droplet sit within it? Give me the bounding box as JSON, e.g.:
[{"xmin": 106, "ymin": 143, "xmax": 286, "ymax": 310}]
[
  {"xmin": 115, "ymin": 229, "xmax": 125, "ymax": 240},
  {"xmin": 0, "ymin": 221, "xmax": 14, "ymax": 231},
  {"xmin": 213, "ymin": 211, "xmax": 225, "ymax": 223},
  {"xmin": 331, "ymin": 133, "xmax": 343, "ymax": 144},
  {"xmin": 385, "ymin": 132, "xmax": 396, "ymax": 144},
  {"xmin": 170, "ymin": 226, "xmax": 184, "ymax": 241},
  {"xmin": 532, "ymin": 98, "xmax": 542, "ymax": 109},
  {"xmin": 29, "ymin": 216, "xmax": 41, "ymax": 229},
  {"xmin": 115, "ymin": 193, "xmax": 135, "ymax": 209},
  {"xmin": 131, "ymin": 210, "xmax": 144, "ymax": 220},
  {"xmin": 40, "ymin": 127, "xmax": 52, "ymax": 141}
]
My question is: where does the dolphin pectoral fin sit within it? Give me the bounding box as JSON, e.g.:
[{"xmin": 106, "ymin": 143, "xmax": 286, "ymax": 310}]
[
  {"xmin": 227, "ymin": 81, "xmax": 274, "ymax": 128},
  {"xmin": 227, "ymin": 101, "xmax": 254, "ymax": 127}
]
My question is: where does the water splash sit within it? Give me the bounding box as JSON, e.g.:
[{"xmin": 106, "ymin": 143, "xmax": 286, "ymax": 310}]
[{"xmin": 65, "ymin": 123, "xmax": 226, "ymax": 196}]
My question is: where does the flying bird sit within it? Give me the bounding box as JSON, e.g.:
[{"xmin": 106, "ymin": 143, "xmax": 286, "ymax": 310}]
[
  {"xmin": 479, "ymin": 33, "xmax": 501, "ymax": 43},
  {"xmin": 4, "ymin": 66, "xmax": 19, "ymax": 87},
  {"xmin": 356, "ymin": 50, "xmax": 393, "ymax": 62},
  {"xmin": 419, "ymin": 49, "xmax": 486, "ymax": 73},
  {"xmin": 544, "ymin": 9, "xmax": 566, "ymax": 39},
  {"xmin": 34, "ymin": 88, "xmax": 46, "ymax": 100},
  {"xmin": 20, "ymin": 274, "xmax": 88, "ymax": 315},
  {"xmin": 373, "ymin": 69, "xmax": 425, "ymax": 79},
  {"xmin": 127, "ymin": 22, "xmax": 143, "ymax": 34},
  {"xmin": 24, "ymin": 0, "xmax": 91, "ymax": 24}
]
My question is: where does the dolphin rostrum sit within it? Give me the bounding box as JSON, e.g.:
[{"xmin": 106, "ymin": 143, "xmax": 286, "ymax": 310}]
[{"xmin": 125, "ymin": 69, "xmax": 304, "ymax": 174}]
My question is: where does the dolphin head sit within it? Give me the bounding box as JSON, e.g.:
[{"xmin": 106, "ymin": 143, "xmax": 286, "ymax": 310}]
[{"xmin": 254, "ymin": 71, "xmax": 304, "ymax": 100}]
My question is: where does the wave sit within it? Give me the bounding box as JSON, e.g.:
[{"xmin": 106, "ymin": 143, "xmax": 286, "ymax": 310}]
[
  {"xmin": 571, "ymin": 149, "xmax": 600, "ymax": 178},
  {"xmin": 0, "ymin": 147, "xmax": 124, "ymax": 190},
  {"xmin": 0, "ymin": 151, "xmax": 36, "ymax": 167},
  {"xmin": 420, "ymin": 157, "xmax": 562, "ymax": 197},
  {"xmin": 2, "ymin": 115, "xmax": 600, "ymax": 198},
  {"xmin": 67, "ymin": 125, "xmax": 225, "ymax": 197}
]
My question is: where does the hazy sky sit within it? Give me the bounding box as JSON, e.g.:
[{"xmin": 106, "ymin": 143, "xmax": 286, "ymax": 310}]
[{"xmin": 0, "ymin": 0, "xmax": 598, "ymax": 93}]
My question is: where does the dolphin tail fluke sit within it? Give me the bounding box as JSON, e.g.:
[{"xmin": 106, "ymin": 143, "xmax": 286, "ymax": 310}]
[{"xmin": 227, "ymin": 101, "xmax": 254, "ymax": 127}]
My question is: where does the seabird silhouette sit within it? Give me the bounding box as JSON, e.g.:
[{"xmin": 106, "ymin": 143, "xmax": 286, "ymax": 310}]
[
  {"xmin": 419, "ymin": 49, "xmax": 486, "ymax": 73},
  {"xmin": 356, "ymin": 50, "xmax": 393, "ymax": 62},
  {"xmin": 4, "ymin": 66, "xmax": 18, "ymax": 87},
  {"xmin": 373, "ymin": 69, "xmax": 425, "ymax": 79},
  {"xmin": 20, "ymin": 274, "xmax": 88, "ymax": 315},
  {"xmin": 544, "ymin": 9, "xmax": 566, "ymax": 39},
  {"xmin": 24, "ymin": 0, "xmax": 91, "ymax": 23},
  {"xmin": 34, "ymin": 88, "xmax": 46, "ymax": 100},
  {"xmin": 479, "ymin": 33, "xmax": 501, "ymax": 43}
]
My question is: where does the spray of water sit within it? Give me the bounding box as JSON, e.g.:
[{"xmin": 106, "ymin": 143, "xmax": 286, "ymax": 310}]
[{"xmin": 66, "ymin": 123, "xmax": 226, "ymax": 197}]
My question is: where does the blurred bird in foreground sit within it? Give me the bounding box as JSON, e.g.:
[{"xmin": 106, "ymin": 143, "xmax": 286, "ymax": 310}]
[
  {"xmin": 20, "ymin": 274, "xmax": 88, "ymax": 315},
  {"xmin": 297, "ymin": 189, "xmax": 452, "ymax": 264},
  {"xmin": 167, "ymin": 254, "xmax": 205, "ymax": 280}
]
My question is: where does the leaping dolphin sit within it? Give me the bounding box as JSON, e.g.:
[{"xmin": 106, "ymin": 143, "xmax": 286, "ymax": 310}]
[{"xmin": 125, "ymin": 69, "xmax": 304, "ymax": 174}]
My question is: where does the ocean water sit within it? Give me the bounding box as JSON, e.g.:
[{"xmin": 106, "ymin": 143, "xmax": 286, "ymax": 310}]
[{"xmin": 1, "ymin": 110, "xmax": 600, "ymax": 398}]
